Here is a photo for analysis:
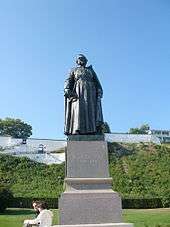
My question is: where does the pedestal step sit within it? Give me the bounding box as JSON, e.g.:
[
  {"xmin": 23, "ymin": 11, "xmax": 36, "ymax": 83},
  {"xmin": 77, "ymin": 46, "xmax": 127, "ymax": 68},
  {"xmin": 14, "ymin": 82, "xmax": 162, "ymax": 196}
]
[
  {"xmin": 65, "ymin": 178, "xmax": 113, "ymax": 191},
  {"xmin": 53, "ymin": 223, "xmax": 133, "ymax": 227}
]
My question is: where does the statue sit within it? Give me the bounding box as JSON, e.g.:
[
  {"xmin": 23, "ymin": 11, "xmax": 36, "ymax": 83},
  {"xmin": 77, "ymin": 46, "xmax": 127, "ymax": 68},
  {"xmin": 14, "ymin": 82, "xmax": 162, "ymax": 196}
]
[{"xmin": 64, "ymin": 54, "xmax": 104, "ymax": 135}]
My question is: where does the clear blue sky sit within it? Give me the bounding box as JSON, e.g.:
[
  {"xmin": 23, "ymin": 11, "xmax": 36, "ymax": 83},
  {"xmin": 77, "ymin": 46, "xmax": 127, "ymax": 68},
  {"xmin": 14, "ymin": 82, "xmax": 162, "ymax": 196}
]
[{"xmin": 0, "ymin": 0, "xmax": 170, "ymax": 139}]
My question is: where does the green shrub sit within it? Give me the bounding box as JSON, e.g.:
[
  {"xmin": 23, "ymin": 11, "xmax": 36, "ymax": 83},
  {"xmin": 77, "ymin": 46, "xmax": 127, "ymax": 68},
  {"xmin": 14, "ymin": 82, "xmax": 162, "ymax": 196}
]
[
  {"xmin": 0, "ymin": 154, "xmax": 65, "ymax": 198},
  {"xmin": 0, "ymin": 142, "xmax": 169, "ymax": 202},
  {"xmin": 161, "ymin": 197, "xmax": 170, "ymax": 208},
  {"xmin": 0, "ymin": 185, "xmax": 13, "ymax": 212},
  {"xmin": 11, "ymin": 197, "xmax": 58, "ymax": 208},
  {"xmin": 122, "ymin": 198, "xmax": 164, "ymax": 209}
]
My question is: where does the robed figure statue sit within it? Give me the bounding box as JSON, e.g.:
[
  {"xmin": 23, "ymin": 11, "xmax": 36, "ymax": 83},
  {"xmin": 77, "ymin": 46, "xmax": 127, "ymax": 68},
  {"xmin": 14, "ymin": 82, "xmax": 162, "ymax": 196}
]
[{"xmin": 64, "ymin": 54, "xmax": 104, "ymax": 135}]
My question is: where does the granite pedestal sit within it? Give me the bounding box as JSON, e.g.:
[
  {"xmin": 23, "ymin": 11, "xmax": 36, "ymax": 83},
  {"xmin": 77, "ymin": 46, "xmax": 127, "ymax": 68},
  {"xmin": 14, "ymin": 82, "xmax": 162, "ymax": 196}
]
[{"xmin": 53, "ymin": 135, "xmax": 133, "ymax": 227}]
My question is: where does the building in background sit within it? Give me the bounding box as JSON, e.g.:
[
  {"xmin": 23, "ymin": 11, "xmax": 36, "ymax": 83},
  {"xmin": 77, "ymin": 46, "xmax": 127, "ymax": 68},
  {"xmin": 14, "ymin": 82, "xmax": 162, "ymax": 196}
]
[
  {"xmin": 105, "ymin": 133, "xmax": 161, "ymax": 144},
  {"xmin": 0, "ymin": 136, "xmax": 66, "ymax": 165},
  {"xmin": 1, "ymin": 130, "xmax": 168, "ymax": 165},
  {"xmin": 148, "ymin": 129, "xmax": 170, "ymax": 143}
]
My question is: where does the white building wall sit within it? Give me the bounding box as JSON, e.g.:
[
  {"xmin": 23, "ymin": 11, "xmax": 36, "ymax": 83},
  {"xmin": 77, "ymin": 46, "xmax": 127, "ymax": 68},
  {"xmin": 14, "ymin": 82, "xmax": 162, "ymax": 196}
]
[
  {"xmin": 105, "ymin": 133, "xmax": 161, "ymax": 144},
  {"xmin": 0, "ymin": 136, "xmax": 13, "ymax": 148},
  {"xmin": 0, "ymin": 134, "xmax": 161, "ymax": 164},
  {"xmin": 0, "ymin": 136, "xmax": 66, "ymax": 153}
]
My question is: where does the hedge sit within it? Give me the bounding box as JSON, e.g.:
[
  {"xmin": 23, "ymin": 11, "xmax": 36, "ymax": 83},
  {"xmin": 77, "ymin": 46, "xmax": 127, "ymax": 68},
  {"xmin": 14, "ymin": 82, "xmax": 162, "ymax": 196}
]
[
  {"xmin": 10, "ymin": 197, "xmax": 58, "ymax": 209},
  {"xmin": 9, "ymin": 197, "xmax": 170, "ymax": 209},
  {"xmin": 122, "ymin": 198, "xmax": 170, "ymax": 209}
]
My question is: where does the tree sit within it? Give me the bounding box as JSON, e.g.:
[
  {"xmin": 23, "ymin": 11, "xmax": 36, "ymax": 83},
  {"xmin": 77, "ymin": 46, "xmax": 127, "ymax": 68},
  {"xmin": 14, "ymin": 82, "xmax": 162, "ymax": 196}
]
[
  {"xmin": 0, "ymin": 118, "xmax": 32, "ymax": 139},
  {"xmin": 102, "ymin": 122, "xmax": 111, "ymax": 133},
  {"xmin": 129, "ymin": 124, "xmax": 150, "ymax": 134}
]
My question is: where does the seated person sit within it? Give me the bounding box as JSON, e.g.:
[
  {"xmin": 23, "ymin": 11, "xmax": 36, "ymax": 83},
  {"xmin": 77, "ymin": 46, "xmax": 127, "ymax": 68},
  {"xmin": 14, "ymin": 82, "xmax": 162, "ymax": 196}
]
[
  {"xmin": 23, "ymin": 201, "xmax": 53, "ymax": 227},
  {"xmin": 32, "ymin": 200, "xmax": 40, "ymax": 217}
]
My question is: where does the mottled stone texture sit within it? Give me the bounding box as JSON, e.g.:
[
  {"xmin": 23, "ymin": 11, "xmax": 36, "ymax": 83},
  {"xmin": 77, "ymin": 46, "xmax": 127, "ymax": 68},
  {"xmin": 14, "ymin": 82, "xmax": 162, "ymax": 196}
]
[
  {"xmin": 59, "ymin": 191, "xmax": 122, "ymax": 225},
  {"xmin": 66, "ymin": 141, "xmax": 109, "ymax": 178}
]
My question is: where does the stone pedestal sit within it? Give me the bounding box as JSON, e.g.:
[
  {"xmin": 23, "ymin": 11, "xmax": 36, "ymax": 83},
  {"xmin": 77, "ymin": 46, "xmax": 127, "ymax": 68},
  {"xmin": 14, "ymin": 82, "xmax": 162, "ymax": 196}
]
[
  {"xmin": 66, "ymin": 141, "xmax": 109, "ymax": 178},
  {"xmin": 54, "ymin": 136, "xmax": 133, "ymax": 227}
]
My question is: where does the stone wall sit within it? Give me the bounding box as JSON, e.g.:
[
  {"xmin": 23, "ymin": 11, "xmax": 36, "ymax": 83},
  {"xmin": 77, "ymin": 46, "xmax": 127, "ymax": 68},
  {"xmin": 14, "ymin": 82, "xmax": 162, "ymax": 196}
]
[{"xmin": 105, "ymin": 133, "xmax": 161, "ymax": 144}]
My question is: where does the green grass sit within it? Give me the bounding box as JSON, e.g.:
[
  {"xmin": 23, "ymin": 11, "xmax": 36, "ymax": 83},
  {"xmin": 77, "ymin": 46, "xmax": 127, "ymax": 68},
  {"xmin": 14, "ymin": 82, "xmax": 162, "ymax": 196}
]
[
  {"xmin": 0, "ymin": 208, "xmax": 170, "ymax": 227},
  {"xmin": 123, "ymin": 209, "xmax": 170, "ymax": 227},
  {"xmin": 0, "ymin": 208, "xmax": 58, "ymax": 227}
]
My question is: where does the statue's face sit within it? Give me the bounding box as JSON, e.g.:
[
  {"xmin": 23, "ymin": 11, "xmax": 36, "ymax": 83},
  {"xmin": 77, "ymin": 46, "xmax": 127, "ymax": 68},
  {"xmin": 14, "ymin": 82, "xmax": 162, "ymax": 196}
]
[{"xmin": 76, "ymin": 57, "xmax": 87, "ymax": 66}]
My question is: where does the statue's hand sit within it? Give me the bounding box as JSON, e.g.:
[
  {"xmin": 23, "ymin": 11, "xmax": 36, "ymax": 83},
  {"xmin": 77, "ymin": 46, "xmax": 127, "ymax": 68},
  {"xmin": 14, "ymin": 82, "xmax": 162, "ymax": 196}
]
[
  {"xmin": 65, "ymin": 91, "xmax": 78, "ymax": 102},
  {"xmin": 70, "ymin": 92, "xmax": 78, "ymax": 102},
  {"xmin": 69, "ymin": 97, "xmax": 77, "ymax": 102},
  {"xmin": 64, "ymin": 89, "xmax": 70, "ymax": 97},
  {"xmin": 64, "ymin": 89, "xmax": 73, "ymax": 98},
  {"xmin": 98, "ymin": 91, "xmax": 103, "ymax": 99}
]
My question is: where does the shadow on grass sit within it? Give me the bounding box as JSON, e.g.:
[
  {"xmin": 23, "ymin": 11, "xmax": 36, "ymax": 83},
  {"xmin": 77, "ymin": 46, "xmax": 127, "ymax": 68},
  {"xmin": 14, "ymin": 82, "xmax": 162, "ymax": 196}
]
[{"xmin": 0, "ymin": 209, "xmax": 34, "ymax": 216}]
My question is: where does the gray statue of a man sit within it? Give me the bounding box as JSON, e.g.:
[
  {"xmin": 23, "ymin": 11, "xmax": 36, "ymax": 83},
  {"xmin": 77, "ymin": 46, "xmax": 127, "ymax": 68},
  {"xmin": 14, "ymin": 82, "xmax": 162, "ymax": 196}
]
[{"xmin": 64, "ymin": 54, "xmax": 104, "ymax": 135}]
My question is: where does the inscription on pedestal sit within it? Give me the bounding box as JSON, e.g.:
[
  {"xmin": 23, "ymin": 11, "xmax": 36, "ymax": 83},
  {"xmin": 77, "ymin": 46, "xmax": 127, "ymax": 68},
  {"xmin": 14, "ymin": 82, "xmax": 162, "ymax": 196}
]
[{"xmin": 67, "ymin": 141, "xmax": 109, "ymax": 178}]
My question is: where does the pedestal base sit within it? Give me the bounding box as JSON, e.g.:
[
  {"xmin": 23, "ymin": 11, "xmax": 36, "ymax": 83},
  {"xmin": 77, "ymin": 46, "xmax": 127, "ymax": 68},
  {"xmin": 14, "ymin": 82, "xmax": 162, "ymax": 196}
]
[
  {"xmin": 53, "ymin": 223, "xmax": 133, "ymax": 227},
  {"xmin": 57, "ymin": 138, "xmax": 133, "ymax": 227},
  {"xmin": 59, "ymin": 189, "xmax": 122, "ymax": 225}
]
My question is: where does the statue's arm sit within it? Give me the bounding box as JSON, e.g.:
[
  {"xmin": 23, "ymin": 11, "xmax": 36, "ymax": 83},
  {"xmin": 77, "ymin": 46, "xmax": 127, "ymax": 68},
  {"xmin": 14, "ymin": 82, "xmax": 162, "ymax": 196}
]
[
  {"xmin": 64, "ymin": 69, "xmax": 75, "ymax": 98},
  {"xmin": 90, "ymin": 65, "xmax": 103, "ymax": 98}
]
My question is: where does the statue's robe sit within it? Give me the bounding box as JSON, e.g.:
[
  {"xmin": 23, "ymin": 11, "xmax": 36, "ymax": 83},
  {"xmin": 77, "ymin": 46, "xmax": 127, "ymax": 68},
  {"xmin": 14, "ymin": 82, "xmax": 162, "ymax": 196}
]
[{"xmin": 64, "ymin": 65, "xmax": 103, "ymax": 135}]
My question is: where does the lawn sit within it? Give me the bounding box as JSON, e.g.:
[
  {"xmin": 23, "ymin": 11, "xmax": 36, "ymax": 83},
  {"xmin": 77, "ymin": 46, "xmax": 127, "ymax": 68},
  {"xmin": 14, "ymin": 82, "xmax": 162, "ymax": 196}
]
[
  {"xmin": 123, "ymin": 209, "xmax": 170, "ymax": 227},
  {"xmin": 0, "ymin": 208, "xmax": 58, "ymax": 227},
  {"xmin": 0, "ymin": 208, "xmax": 170, "ymax": 227}
]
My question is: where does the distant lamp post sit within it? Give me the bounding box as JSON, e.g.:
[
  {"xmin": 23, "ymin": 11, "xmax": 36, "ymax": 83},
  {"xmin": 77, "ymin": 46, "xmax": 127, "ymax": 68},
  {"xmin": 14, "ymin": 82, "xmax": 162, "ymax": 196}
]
[
  {"xmin": 22, "ymin": 139, "xmax": 27, "ymax": 144},
  {"xmin": 38, "ymin": 144, "xmax": 44, "ymax": 154}
]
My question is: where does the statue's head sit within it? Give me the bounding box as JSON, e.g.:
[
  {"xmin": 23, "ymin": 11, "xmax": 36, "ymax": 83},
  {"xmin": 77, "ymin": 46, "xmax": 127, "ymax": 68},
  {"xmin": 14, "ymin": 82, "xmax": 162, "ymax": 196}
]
[{"xmin": 76, "ymin": 54, "xmax": 88, "ymax": 66}]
